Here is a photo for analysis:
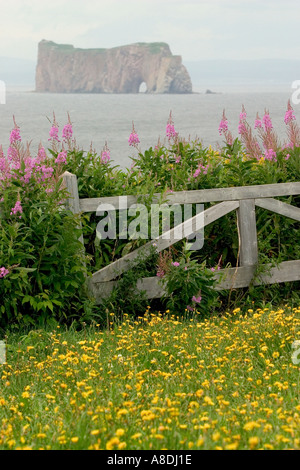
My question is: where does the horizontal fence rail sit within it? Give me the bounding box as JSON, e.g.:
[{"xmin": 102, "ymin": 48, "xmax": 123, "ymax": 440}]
[
  {"xmin": 89, "ymin": 260, "xmax": 300, "ymax": 301},
  {"xmin": 79, "ymin": 182, "xmax": 300, "ymax": 211},
  {"xmin": 62, "ymin": 172, "xmax": 300, "ymax": 304}
]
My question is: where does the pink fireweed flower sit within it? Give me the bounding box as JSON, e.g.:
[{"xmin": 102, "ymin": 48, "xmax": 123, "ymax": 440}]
[
  {"xmin": 218, "ymin": 110, "xmax": 228, "ymax": 135},
  {"xmin": 166, "ymin": 111, "xmax": 178, "ymax": 140},
  {"xmin": 7, "ymin": 146, "xmax": 20, "ymax": 166},
  {"xmin": 10, "ymin": 200, "xmax": 23, "ymax": 217},
  {"xmin": 48, "ymin": 125, "xmax": 60, "ymax": 142},
  {"xmin": 128, "ymin": 132, "xmax": 140, "ymax": 147},
  {"xmin": 101, "ymin": 150, "xmax": 110, "ymax": 164},
  {"xmin": 193, "ymin": 163, "xmax": 209, "ymax": 178},
  {"xmin": 0, "ymin": 267, "xmax": 9, "ymax": 278},
  {"xmin": 193, "ymin": 168, "xmax": 201, "ymax": 178},
  {"xmin": 284, "ymin": 100, "xmax": 300, "ymax": 148},
  {"xmin": 192, "ymin": 295, "xmax": 202, "ymax": 304},
  {"xmin": 62, "ymin": 123, "xmax": 73, "ymax": 141},
  {"xmin": 186, "ymin": 305, "xmax": 194, "ymax": 312},
  {"xmin": 264, "ymin": 148, "xmax": 277, "ymax": 161},
  {"xmin": 39, "ymin": 165, "xmax": 54, "ymax": 182},
  {"xmin": 37, "ymin": 144, "xmax": 47, "ymax": 163},
  {"xmin": 262, "ymin": 112, "xmax": 273, "ymax": 131},
  {"xmin": 101, "ymin": 142, "xmax": 110, "ymax": 164},
  {"xmin": 238, "ymin": 106, "xmax": 248, "ymax": 136},
  {"xmin": 218, "ymin": 119, "xmax": 228, "ymax": 135},
  {"xmin": 211, "ymin": 266, "xmax": 221, "ymax": 272},
  {"xmin": 239, "ymin": 106, "xmax": 247, "ymax": 124},
  {"xmin": 284, "ymin": 104, "xmax": 296, "ymax": 125},
  {"xmin": 166, "ymin": 123, "xmax": 177, "ymax": 139},
  {"xmin": 128, "ymin": 122, "xmax": 140, "ymax": 147},
  {"xmin": 254, "ymin": 113, "xmax": 262, "ymax": 129},
  {"xmin": 156, "ymin": 268, "xmax": 165, "ymax": 278},
  {"xmin": 238, "ymin": 121, "xmax": 247, "ymax": 135},
  {"xmin": 55, "ymin": 150, "xmax": 67, "ymax": 165},
  {"xmin": 9, "ymin": 127, "xmax": 21, "ymax": 145},
  {"xmin": 239, "ymin": 111, "xmax": 247, "ymax": 121},
  {"xmin": 48, "ymin": 114, "xmax": 60, "ymax": 142},
  {"xmin": 172, "ymin": 262, "xmax": 180, "ymax": 267}
]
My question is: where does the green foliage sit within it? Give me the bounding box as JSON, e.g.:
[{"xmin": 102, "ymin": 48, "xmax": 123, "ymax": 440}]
[
  {"xmin": 159, "ymin": 245, "xmax": 220, "ymax": 316},
  {"xmin": 0, "ymin": 160, "xmax": 88, "ymax": 329},
  {"xmin": 100, "ymin": 246, "xmax": 158, "ymax": 320}
]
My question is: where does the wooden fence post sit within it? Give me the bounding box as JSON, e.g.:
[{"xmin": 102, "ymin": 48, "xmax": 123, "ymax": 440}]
[
  {"xmin": 237, "ymin": 199, "xmax": 258, "ymax": 267},
  {"xmin": 62, "ymin": 171, "xmax": 85, "ymax": 248}
]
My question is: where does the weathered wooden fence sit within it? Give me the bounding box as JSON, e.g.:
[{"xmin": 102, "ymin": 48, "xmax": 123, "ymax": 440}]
[{"xmin": 63, "ymin": 171, "xmax": 300, "ymax": 304}]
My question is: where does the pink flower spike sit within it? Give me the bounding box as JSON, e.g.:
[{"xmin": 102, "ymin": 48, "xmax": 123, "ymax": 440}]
[
  {"xmin": 101, "ymin": 142, "xmax": 110, "ymax": 164},
  {"xmin": 239, "ymin": 105, "xmax": 247, "ymax": 121},
  {"xmin": 192, "ymin": 296, "xmax": 202, "ymax": 304},
  {"xmin": 262, "ymin": 112, "xmax": 273, "ymax": 131},
  {"xmin": 0, "ymin": 267, "xmax": 9, "ymax": 278},
  {"xmin": 166, "ymin": 123, "xmax": 177, "ymax": 139},
  {"xmin": 62, "ymin": 123, "xmax": 73, "ymax": 141},
  {"xmin": 9, "ymin": 116, "xmax": 21, "ymax": 145},
  {"xmin": 284, "ymin": 109, "xmax": 296, "ymax": 125},
  {"xmin": 156, "ymin": 268, "xmax": 165, "ymax": 278},
  {"xmin": 166, "ymin": 111, "xmax": 178, "ymax": 140},
  {"xmin": 128, "ymin": 122, "xmax": 140, "ymax": 147},
  {"xmin": 55, "ymin": 150, "xmax": 67, "ymax": 165},
  {"xmin": 49, "ymin": 125, "xmax": 60, "ymax": 142},
  {"xmin": 9, "ymin": 127, "xmax": 21, "ymax": 145},
  {"xmin": 10, "ymin": 200, "xmax": 23, "ymax": 216},
  {"xmin": 264, "ymin": 148, "xmax": 277, "ymax": 161},
  {"xmin": 254, "ymin": 114, "xmax": 262, "ymax": 129},
  {"xmin": 218, "ymin": 110, "xmax": 228, "ymax": 135}
]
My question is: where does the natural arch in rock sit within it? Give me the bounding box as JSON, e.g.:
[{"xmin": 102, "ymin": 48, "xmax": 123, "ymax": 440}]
[{"xmin": 139, "ymin": 81, "xmax": 147, "ymax": 93}]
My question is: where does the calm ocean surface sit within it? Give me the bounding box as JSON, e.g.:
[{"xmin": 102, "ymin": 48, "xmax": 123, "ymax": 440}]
[{"xmin": 1, "ymin": 86, "xmax": 299, "ymax": 169}]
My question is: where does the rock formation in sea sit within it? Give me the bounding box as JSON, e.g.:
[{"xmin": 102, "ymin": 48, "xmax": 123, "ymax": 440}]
[{"xmin": 35, "ymin": 40, "xmax": 193, "ymax": 94}]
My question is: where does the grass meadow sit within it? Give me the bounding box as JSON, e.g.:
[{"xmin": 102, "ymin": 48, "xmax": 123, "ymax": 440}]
[{"xmin": 1, "ymin": 305, "xmax": 300, "ymax": 450}]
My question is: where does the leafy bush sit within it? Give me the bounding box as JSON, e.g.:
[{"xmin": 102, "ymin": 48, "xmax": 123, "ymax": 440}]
[{"xmin": 0, "ymin": 118, "xmax": 88, "ymax": 328}]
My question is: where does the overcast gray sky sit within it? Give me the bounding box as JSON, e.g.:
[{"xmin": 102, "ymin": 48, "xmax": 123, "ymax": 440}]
[{"xmin": 1, "ymin": 0, "xmax": 299, "ymax": 62}]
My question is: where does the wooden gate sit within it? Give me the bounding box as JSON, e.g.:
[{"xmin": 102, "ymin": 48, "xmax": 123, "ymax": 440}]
[{"xmin": 63, "ymin": 172, "xmax": 300, "ymax": 304}]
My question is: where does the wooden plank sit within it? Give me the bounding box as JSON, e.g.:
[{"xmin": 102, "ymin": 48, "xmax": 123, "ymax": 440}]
[
  {"xmin": 91, "ymin": 200, "xmax": 239, "ymax": 284},
  {"xmin": 62, "ymin": 171, "xmax": 84, "ymax": 247},
  {"xmin": 79, "ymin": 182, "xmax": 300, "ymax": 212},
  {"xmin": 88, "ymin": 276, "xmax": 165, "ymax": 301},
  {"xmin": 90, "ymin": 260, "xmax": 300, "ymax": 303},
  {"xmin": 237, "ymin": 199, "xmax": 258, "ymax": 267},
  {"xmin": 62, "ymin": 171, "xmax": 81, "ymax": 215},
  {"xmin": 216, "ymin": 260, "xmax": 300, "ymax": 289},
  {"xmin": 255, "ymin": 197, "xmax": 300, "ymax": 222}
]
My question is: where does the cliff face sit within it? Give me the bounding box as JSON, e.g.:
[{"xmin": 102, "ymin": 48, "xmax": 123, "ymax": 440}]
[{"xmin": 35, "ymin": 40, "xmax": 192, "ymax": 94}]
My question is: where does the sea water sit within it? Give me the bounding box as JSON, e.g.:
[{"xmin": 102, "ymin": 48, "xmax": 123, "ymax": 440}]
[{"xmin": 0, "ymin": 86, "xmax": 299, "ymax": 169}]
